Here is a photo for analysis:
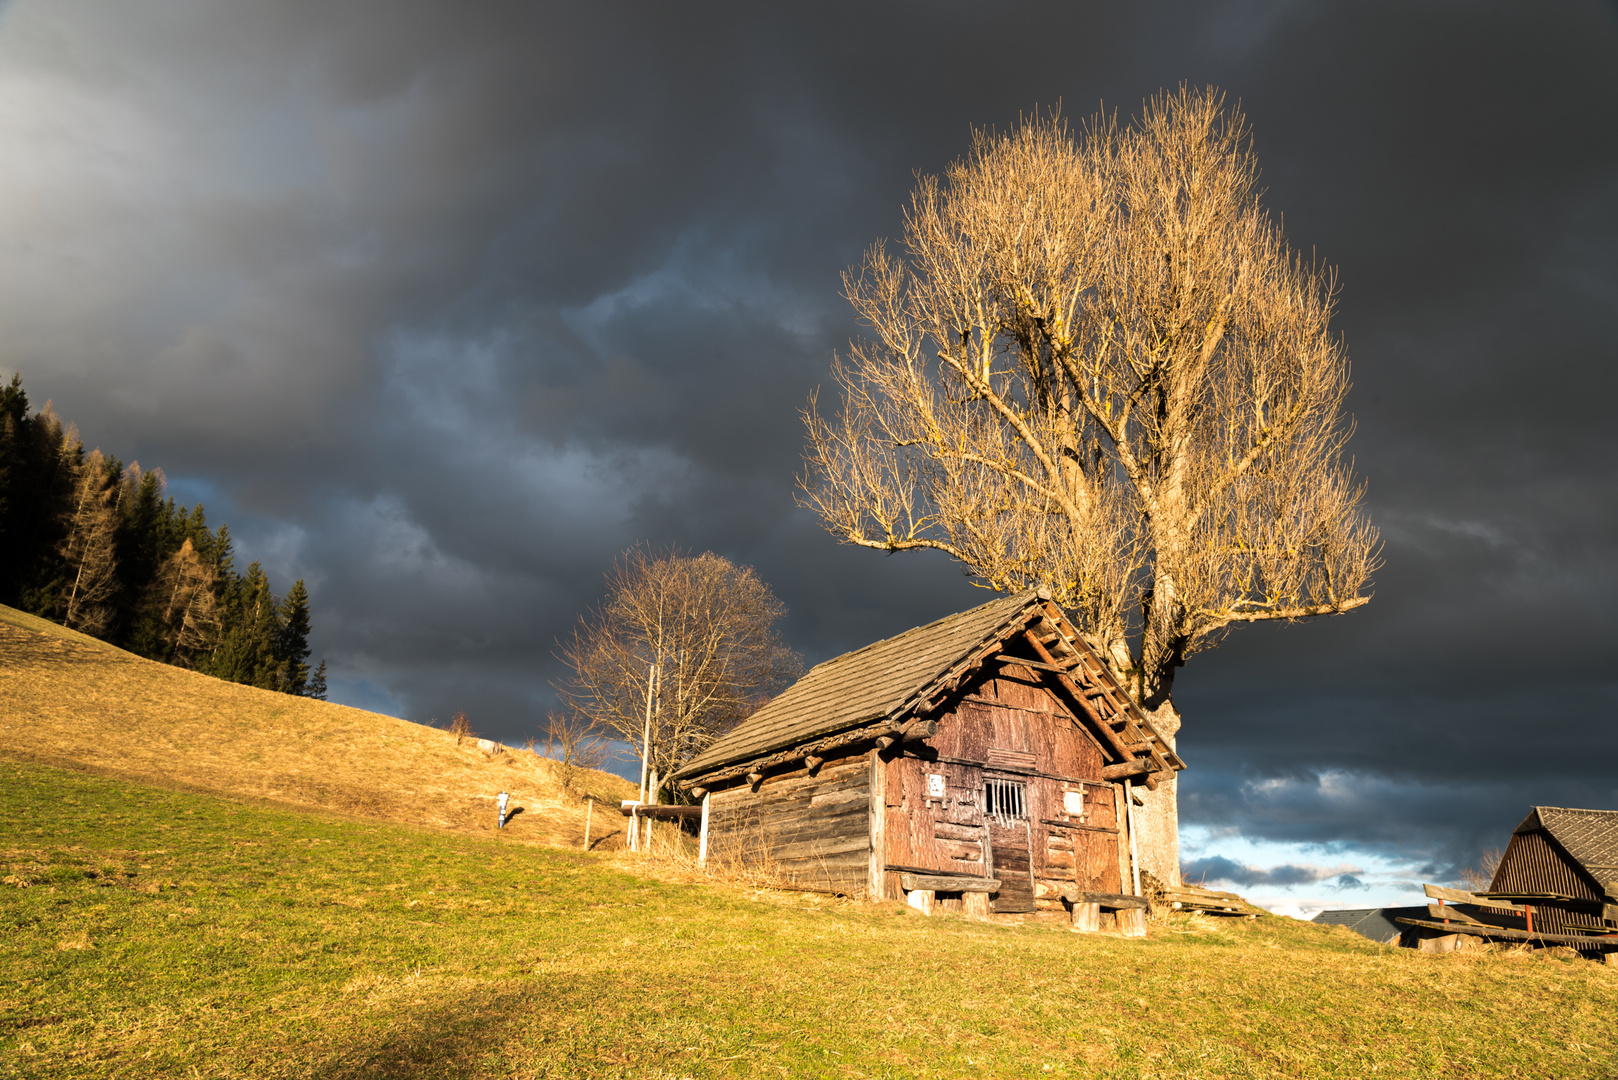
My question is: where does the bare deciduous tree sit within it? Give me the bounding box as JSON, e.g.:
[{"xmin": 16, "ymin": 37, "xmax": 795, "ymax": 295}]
[
  {"xmin": 448, "ymin": 710, "xmax": 475, "ymax": 745},
  {"xmin": 1459, "ymin": 846, "xmax": 1504, "ymax": 893},
  {"xmin": 155, "ymin": 536, "xmax": 222, "ymax": 665},
  {"xmin": 532, "ymin": 709, "xmax": 610, "ymax": 795},
  {"xmin": 801, "ymin": 87, "xmax": 1379, "ymax": 884},
  {"xmin": 553, "ymin": 548, "xmax": 802, "ymax": 805},
  {"xmin": 58, "ymin": 442, "xmax": 120, "ymax": 636}
]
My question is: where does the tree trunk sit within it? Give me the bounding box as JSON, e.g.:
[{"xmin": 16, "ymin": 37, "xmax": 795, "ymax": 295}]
[{"xmin": 1129, "ymin": 699, "xmax": 1182, "ymax": 889}]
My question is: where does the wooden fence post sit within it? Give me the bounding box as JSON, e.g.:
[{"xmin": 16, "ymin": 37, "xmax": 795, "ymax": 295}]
[
  {"xmin": 698, "ymin": 792, "xmax": 711, "ymax": 868},
  {"xmin": 583, "ymin": 798, "xmax": 593, "ymax": 851}
]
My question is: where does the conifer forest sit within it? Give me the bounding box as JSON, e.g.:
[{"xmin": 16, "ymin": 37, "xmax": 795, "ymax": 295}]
[{"xmin": 0, "ymin": 373, "xmax": 325, "ymax": 698}]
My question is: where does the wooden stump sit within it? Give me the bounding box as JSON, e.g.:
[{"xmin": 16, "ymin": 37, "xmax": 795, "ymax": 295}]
[
  {"xmin": 1072, "ymin": 902, "xmax": 1101, "ymax": 933},
  {"xmin": 1604, "ymin": 951, "xmax": 1617, "ymax": 967},
  {"xmin": 1117, "ymin": 908, "xmax": 1147, "ymax": 938},
  {"xmin": 1417, "ymin": 932, "xmax": 1459, "ymax": 954},
  {"xmin": 963, "ymin": 891, "xmax": 991, "ymax": 922},
  {"xmin": 906, "ymin": 889, "xmax": 934, "ymax": 916}
]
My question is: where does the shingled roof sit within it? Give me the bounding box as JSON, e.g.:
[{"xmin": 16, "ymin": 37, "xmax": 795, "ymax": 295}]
[
  {"xmin": 1515, "ymin": 807, "xmax": 1618, "ymax": 885},
  {"xmin": 674, "ymin": 590, "xmax": 1039, "ymax": 780}
]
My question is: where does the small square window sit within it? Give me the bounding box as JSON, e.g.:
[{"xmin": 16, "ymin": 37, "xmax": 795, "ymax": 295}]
[
  {"xmin": 1063, "ymin": 790, "xmax": 1085, "ymax": 815},
  {"xmin": 927, "ymin": 773, "xmax": 947, "ymax": 798},
  {"xmin": 984, "ymin": 779, "xmax": 1027, "ymax": 826}
]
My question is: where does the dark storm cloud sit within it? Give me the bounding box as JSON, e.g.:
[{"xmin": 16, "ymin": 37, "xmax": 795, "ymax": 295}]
[{"xmin": 1, "ymin": 0, "xmax": 1614, "ymax": 872}]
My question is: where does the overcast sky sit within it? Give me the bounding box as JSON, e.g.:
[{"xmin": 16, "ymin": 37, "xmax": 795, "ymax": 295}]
[{"xmin": 2, "ymin": 0, "xmax": 1614, "ymax": 915}]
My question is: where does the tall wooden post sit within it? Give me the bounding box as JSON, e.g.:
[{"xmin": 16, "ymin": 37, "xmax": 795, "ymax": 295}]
[
  {"xmin": 638, "ymin": 663, "xmax": 659, "ymax": 805},
  {"xmin": 867, "ymin": 749, "xmax": 887, "ymax": 901},
  {"xmin": 583, "ymin": 798, "xmax": 593, "ymax": 851},
  {"xmin": 1124, "ymin": 780, "xmax": 1142, "ymax": 897},
  {"xmin": 698, "ymin": 792, "xmax": 711, "ymax": 868},
  {"xmin": 1113, "ymin": 784, "xmax": 1130, "ymax": 893}
]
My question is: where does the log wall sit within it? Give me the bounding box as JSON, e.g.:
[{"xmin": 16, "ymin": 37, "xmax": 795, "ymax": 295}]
[
  {"xmin": 705, "ymin": 754, "xmax": 871, "ymax": 895},
  {"xmin": 884, "ymin": 665, "xmax": 1125, "ymax": 911},
  {"xmin": 1493, "ymin": 830, "xmax": 1608, "ymax": 935}
]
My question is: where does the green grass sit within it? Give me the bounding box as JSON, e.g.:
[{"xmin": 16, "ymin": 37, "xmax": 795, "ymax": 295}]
[{"xmin": 2, "ymin": 760, "xmax": 1615, "ymax": 1080}]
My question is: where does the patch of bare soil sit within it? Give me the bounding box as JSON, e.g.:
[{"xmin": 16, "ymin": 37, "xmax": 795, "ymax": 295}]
[{"xmin": 0, "ymin": 604, "xmax": 633, "ymax": 848}]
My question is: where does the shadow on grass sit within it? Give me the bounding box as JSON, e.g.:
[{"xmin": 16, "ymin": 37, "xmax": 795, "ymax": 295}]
[
  {"xmin": 302, "ymin": 975, "xmax": 649, "ymax": 1080},
  {"xmin": 305, "ymin": 987, "xmax": 534, "ymax": 1080}
]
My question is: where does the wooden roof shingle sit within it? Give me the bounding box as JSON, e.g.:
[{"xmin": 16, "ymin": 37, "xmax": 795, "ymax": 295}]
[
  {"xmin": 1518, "ymin": 807, "xmax": 1618, "ymax": 885},
  {"xmin": 675, "ymin": 591, "xmax": 1041, "ymax": 780}
]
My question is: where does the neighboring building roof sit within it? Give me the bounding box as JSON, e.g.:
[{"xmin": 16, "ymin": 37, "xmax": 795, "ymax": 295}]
[
  {"xmin": 1513, "ymin": 807, "xmax": 1618, "ymax": 885},
  {"xmin": 1312, "ymin": 907, "xmax": 1427, "ymax": 946},
  {"xmin": 674, "ymin": 589, "xmax": 1177, "ymax": 783}
]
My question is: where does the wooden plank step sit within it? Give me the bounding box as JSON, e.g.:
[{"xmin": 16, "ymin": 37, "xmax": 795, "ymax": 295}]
[
  {"xmin": 1423, "ymin": 883, "xmax": 1520, "ymax": 912},
  {"xmin": 1394, "ymin": 917, "xmax": 1618, "ymax": 949}
]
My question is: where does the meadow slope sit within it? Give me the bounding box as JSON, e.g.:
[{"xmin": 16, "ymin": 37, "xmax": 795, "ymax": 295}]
[
  {"xmin": 0, "ymin": 603, "xmax": 633, "ymax": 848},
  {"xmin": 1, "ymin": 760, "xmax": 1615, "ymax": 1079}
]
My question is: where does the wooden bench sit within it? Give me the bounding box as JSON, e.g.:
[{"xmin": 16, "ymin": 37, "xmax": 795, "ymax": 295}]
[
  {"xmin": 1057, "ymin": 889, "xmax": 1149, "ymax": 937},
  {"xmin": 898, "ymin": 873, "xmax": 1000, "ymax": 920}
]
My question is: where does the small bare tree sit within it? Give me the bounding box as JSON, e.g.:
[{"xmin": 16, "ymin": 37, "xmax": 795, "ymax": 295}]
[
  {"xmin": 553, "ymin": 548, "xmax": 802, "ymax": 805},
  {"xmin": 1459, "ymin": 846, "xmax": 1504, "ymax": 892},
  {"xmin": 448, "ymin": 710, "xmax": 475, "ymax": 746},
  {"xmin": 801, "ymin": 87, "xmax": 1379, "ymax": 884},
  {"xmin": 533, "ymin": 709, "xmax": 610, "ymax": 794}
]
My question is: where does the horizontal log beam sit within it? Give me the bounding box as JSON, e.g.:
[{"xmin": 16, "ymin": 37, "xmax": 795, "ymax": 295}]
[
  {"xmin": 899, "ymin": 873, "xmax": 1001, "ymax": 893},
  {"xmin": 992, "ymin": 654, "xmax": 1073, "ymax": 675},
  {"xmin": 1162, "ymin": 886, "xmax": 1244, "ymax": 902},
  {"xmin": 1038, "ymin": 819, "xmax": 1121, "ymax": 835},
  {"xmin": 1066, "ymin": 891, "xmax": 1150, "ymax": 910},
  {"xmin": 618, "ymin": 803, "xmax": 703, "ymax": 820},
  {"xmin": 1101, "ymin": 759, "xmax": 1152, "ymax": 780}
]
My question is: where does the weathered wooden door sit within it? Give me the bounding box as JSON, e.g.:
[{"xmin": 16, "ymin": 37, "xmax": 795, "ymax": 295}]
[{"xmin": 984, "ymin": 776, "xmax": 1036, "ymax": 913}]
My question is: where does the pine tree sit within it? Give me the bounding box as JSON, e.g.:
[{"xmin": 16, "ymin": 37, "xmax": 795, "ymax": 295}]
[
  {"xmin": 307, "ymin": 660, "xmax": 328, "ymax": 701},
  {"xmin": 115, "ymin": 463, "xmax": 175, "ymax": 655},
  {"xmin": 10, "ymin": 404, "xmax": 75, "ymax": 613},
  {"xmin": 277, "ymin": 579, "xmax": 312, "ymax": 695},
  {"xmin": 203, "ymin": 561, "xmax": 281, "ymax": 688},
  {"xmin": 0, "ymin": 374, "xmax": 26, "ymax": 552}
]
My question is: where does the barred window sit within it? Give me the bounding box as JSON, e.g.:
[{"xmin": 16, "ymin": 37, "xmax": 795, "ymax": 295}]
[{"xmin": 984, "ymin": 779, "xmax": 1028, "ymax": 827}]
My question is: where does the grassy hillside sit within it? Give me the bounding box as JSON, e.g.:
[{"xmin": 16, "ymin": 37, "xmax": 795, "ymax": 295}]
[
  {"xmin": 4, "ymin": 603, "xmax": 1617, "ymax": 1077},
  {"xmin": 1, "ymin": 759, "xmax": 1615, "ymax": 1079},
  {"xmin": 0, "ymin": 603, "xmax": 634, "ymax": 848}
]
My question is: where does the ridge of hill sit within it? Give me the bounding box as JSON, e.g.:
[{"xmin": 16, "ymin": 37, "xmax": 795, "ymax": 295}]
[{"xmin": 0, "ymin": 603, "xmax": 633, "ymax": 847}]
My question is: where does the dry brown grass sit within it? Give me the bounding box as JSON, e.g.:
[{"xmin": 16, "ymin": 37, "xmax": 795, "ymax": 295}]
[{"xmin": 0, "ymin": 603, "xmax": 635, "ymax": 848}]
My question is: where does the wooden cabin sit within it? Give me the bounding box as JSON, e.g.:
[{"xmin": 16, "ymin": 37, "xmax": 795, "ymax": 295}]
[
  {"xmin": 1488, "ymin": 806, "xmax": 1618, "ymax": 936},
  {"xmin": 673, "ymin": 590, "xmax": 1184, "ymax": 918},
  {"xmin": 1395, "ymin": 806, "xmax": 1618, "ymax": 960}
]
